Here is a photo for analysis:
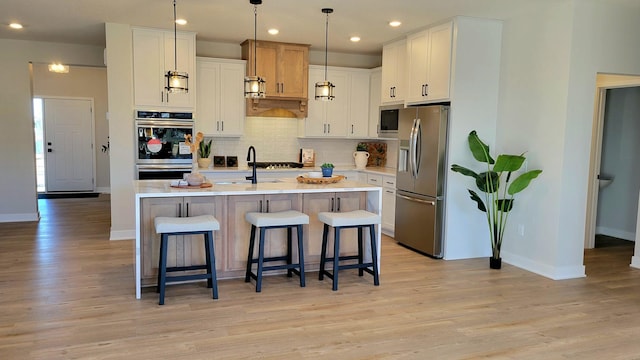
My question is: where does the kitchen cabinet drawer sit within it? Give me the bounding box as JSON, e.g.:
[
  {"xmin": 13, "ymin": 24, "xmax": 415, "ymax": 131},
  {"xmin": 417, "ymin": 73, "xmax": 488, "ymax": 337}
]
[
  {"xmin": 367, "ymin": 174, "xmax": 383, "ymax": 186},
  {"xmin": 382, "ymin": 175, "xmax": 396, "ymax": 189}
]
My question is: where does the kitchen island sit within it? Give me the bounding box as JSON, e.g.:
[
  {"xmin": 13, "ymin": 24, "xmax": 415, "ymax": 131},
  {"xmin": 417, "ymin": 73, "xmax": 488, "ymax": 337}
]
[{"xmin": 134, "ymin": 178, "xmax": 382, "ymax": 299}]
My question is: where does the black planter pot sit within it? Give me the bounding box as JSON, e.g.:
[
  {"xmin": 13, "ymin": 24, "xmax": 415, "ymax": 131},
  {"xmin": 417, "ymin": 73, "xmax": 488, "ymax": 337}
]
[{"xmin": 489, "ymin": 257, "xmax": 502, "ymax": 269}]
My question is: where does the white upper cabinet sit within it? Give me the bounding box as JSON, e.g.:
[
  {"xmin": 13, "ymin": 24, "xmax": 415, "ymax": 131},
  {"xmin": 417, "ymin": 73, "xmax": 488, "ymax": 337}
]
[
  {"xmin": 132, "ymin": 27, "xmax": 196, "ymax": 109},
  {"xmin": 380, "ymin": 39, "xmax": 406, "ymax": 105},
  {"xmin": 406, "ymin": 21, "xmax": 453, "ymax": 105},
  {"xmin": 196, "ymin": 58, "xmax": 246, "ymax": 137},
  {"xmin": 368, "ymin": 68, "xmax": 382, "ymax": 138},
  {"xmin": 303, "ymin": 66, "xmax": 370, "ymax": 138}
]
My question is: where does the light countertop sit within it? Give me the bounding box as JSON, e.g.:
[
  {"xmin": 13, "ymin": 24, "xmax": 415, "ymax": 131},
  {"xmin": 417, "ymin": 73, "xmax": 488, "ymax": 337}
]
[{"xmin": 196, "ymin": 166, "xmax": 396, "ymax": 176}]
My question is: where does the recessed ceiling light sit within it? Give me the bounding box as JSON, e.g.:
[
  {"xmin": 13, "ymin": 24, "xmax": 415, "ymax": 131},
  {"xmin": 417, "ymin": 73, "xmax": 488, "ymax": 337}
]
[
  {"xmin": 350, "ymin": 36, "xmax": 361, "ymax": 42},
  {"xmin": 268, "ymin": 28, "xmax": 279, "ymax": 35},
  {"xmin": 175, "ymin": 19, "xmax": 187, "ymax": 25},
  {"xmin": 9, "ymin": 23, "xmax": 23, "ymax": 29},
  {"xmin": 389, "ymin": 20, "xmax": 401, "ymax": 27}
]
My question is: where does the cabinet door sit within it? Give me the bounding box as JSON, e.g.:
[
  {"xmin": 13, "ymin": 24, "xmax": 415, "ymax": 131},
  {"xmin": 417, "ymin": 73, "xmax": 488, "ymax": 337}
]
[
  {"xmin": 425, "ymin": 22, "xmax": 453, "ymax": 102},
  {"xmin": 140, "ymin": 197, "xmax": 182, "ymax": 281},
  {"xmin": 304, "ymin": 67, "xmax": 327, "ymax": 136},
  {"xmin": 133, "ymin": 29, "xmax": 165, "ymax": 108},
  {"xmin": 226, "ymin": 194, "xmax": 264, "ymax": 271},
  {"xmin": 348, "ymin": 71, "xmax": 370, "ymax": 138},
  {"xmin": 325, "ymin": 69, "xmax": 349, "ymax": 137},
  {"xmin": 382, "ymin": 188, "xmax": 396, "ymax": 233},
  {"xmin": 255, "ymin": 43, "xmax": 278, "ymax": 97},
  {"xmin": 406, "ymin": 29, "xmax": 429, "ymax": 103},
  {"xmin": 183, "ymin": 196, "xmax": 225, "ymax": 272},
  {"xmin": 368, "ymin": 68, "xmax": 382, "ymax": 138},
  {"xmin": 218, "ymin": 62, "xmax": 245, "ymax": 136},
  {"xmin": 381, "ymin": 40, "xmax": 405, "ymax": 104},
  {"xmin": 278, "ymin": 44, "xmax": 308, "ymax": 98},
  {"xmin": 195, "ymin": 60, "xmax": 220, "ymax": 135},
  {"xmin": 164, "ymin": 31, "xmax": 195, "ymax": 108}
]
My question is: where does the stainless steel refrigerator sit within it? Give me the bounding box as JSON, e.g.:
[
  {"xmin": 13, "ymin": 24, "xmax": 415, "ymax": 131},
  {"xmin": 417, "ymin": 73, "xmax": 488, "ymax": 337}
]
[{"xmin": 395, "ymin": 105, "xmax": 449, "ymax": 258}]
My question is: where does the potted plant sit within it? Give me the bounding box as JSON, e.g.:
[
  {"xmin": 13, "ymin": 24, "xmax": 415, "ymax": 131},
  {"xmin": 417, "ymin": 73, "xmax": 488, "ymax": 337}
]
[
  {"xmin": 354, "ymin": 143, "xmax": 370, "ymax": 170},
  {"xmin": 451, "ymin": 131, "xmax": 542, "ymax": 269},
  {"xmin": 197, "ymin": 138, "xmax": 212, "ymax": 169},
  {"xmin": 320, "ymin": 163, "xmax": 334, "ymax": 177}
]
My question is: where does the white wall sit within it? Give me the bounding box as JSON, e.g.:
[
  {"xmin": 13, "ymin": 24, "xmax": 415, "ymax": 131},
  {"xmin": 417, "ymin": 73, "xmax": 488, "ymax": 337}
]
[
  {"xmin": 0, "ymin": 39, "xmax": 104, "ymax": 222},
  {"xmin": 105, "ymin": 23, "xmax": 135, "ymax": 240},
  {"xmin": 498, "ymin": 0, "xmax": 640, "ymax": 279},
  {"xmin": 597, "ymin": 87, "xmax": 640, "ymax": 241}
]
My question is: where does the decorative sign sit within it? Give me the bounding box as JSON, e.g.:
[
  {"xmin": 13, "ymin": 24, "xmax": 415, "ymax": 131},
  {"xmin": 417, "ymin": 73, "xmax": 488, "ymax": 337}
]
[{"xmin": 178, "ymin": 142, "xmax": 191, "ymax": 155}]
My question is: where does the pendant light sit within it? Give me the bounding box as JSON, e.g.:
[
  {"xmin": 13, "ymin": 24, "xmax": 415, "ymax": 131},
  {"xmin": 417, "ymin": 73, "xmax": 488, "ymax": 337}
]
[
  {"xmin": 165, "ymin": 0, "xmax": 188, "ymax": 94},
  {"xmin": 244, "ymin": 0, "xmax": 266, "ymax": 98},
  {"xmin": 315, "ymin": 8, "xmax": 335, "ymax": 101}
]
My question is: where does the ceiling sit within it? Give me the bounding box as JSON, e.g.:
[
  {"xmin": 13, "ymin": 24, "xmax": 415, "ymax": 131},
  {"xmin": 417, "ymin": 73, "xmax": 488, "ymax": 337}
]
[{"xmin": 1, "ymin": 0, "xmax": 566, "ymax": 55}]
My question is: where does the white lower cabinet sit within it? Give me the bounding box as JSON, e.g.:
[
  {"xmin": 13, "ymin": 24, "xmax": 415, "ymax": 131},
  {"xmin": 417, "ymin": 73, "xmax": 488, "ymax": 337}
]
[{"xmin": 368, "ymin": 174, "xmax": 396, "ymax": 236}]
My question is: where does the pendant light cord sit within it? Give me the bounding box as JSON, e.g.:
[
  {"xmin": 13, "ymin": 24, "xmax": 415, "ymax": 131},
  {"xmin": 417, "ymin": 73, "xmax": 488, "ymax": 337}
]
[
  {"xmin": 324, "ymin": 11, "xmax": 329, "ymax": 81},
  {"xmin": 254, "ymin": 4, "xmax": 258, "ymax": 76},
  {"xmin": 173, "ymin": 0, "xmax": 178, "ymax": 71}
]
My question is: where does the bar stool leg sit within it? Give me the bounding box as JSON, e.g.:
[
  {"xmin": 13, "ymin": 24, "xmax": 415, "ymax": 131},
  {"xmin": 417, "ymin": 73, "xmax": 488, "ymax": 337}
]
[
  {"xmin": 297, "ymin": 224, "xmax": 306, "ymax": 287},
  {"xmin": 158, "ymin": 234, "xmax": 169, "ymax": 305},
  {"xmin": 204, "ymin": 231, "xmax": 212, "ymax": 289},
  {"xmin": 369, "ymin": 224, "xmax": 380, "ymax": 286},
  {"xmin": 286, "ymin": 226, "xmax": 293, "ymax": 277},
  {"xmin": 319, "ymin": 224, "xmax": 329, "ymax": 281},
  {"xmin": 357, "ymin": 226, "xmax": 364, "ymax": 276},
  {"xmin": 332, "ymin": 227, "xmax": 341, "ymax": 291},
  {"xmin": 205, "ymin": 231, "xmax": 219, "ymax": 299},
  {"xmin": 245, "ymin": 225, "xmax": 257, "ymax": 283},
  {"xmin": 256, "ymin": 227, "xmax": 267, "ymax": 292},
  {"xmin": 157, "ymin": 234, "xmax": 165, "ymax": 294}
]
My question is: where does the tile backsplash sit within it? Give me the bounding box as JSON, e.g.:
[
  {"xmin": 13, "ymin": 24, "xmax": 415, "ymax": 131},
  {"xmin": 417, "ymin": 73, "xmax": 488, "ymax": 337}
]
[{"xmin": 209, "ymin": 117, "xmax": 397, "ymax": 169}]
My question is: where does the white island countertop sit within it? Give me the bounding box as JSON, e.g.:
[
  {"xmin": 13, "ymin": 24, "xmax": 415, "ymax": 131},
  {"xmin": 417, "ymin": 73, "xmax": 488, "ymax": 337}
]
[{"xmin": 134, "ymin": 178, "xmax": 382, "ymax": 198}]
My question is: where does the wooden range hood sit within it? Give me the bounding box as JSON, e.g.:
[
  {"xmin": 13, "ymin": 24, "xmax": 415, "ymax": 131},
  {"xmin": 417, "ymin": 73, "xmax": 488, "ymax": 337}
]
[{"xmin": 241, "ymin": 40, "xmax": 310, "ymax": 118}]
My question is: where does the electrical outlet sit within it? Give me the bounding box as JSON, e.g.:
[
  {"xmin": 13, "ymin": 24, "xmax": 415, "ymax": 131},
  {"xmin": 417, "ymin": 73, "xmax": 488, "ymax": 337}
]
[{"xmin": 518, "ymin": 224, "xmax": 525, "ymax": 236}]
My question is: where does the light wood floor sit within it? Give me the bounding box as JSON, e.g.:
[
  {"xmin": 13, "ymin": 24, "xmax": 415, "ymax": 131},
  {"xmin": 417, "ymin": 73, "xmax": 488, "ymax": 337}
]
[{"xmin": 1, "ymin": 195, "xmax": 640, "ymax": 359}]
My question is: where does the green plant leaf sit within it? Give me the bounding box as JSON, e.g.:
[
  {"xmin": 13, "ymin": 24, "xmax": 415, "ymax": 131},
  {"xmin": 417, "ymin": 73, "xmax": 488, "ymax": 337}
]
[
  {"xmin": 493, "ymin": 154, "xmax": 525, "ymax": 172},
  {"xmin": 450, "ymin": 164, "xmax": 479, "ymax": 179},
  {"xmin": 495, "ymin": 199, "xmax": 514, "ymax": 212},
  {"xmin": 468, "ymin": 190, "xmax": 487, "ymax": 212},
  {"xmin": 508, "ymin": 170, "xmax": 542, "ymax": 195},
  {"xmin": 476, "ymin": 171, "xmax": 499, "ymax": 193},
  {"xmin": 468, "ymin": 131, "xmax": 495, "ymax": 165}
]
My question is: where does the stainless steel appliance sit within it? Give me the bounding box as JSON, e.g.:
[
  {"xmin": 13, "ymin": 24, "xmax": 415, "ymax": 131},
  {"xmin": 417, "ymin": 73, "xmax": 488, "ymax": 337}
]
[
  {"xmin": 379, "ymin": 105, "xmax": 401, "ymax": 135},
  {"xmin": 395, "ymin": 104, "xmax": 449, "ymax": 258},
  {"xmin": 135, "ymin": 110, "xmax": 194, "ymax": 180}
]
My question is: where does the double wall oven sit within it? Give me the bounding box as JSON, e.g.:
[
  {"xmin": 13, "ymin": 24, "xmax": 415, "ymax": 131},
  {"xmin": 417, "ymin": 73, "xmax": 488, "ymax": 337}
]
[{"xmin": 135, "ymin": 110, "xmax": 194, "ymax": 180}]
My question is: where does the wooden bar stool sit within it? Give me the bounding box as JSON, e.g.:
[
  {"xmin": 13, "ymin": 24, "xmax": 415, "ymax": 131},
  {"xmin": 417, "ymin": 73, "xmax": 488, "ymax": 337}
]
[
  {"xmin": 318, "ymin": 210, "xmax": 380, "ymax": 291},
  {"xmin": 154, "ymin": 215, "xmax": 220, "ymax": 305},
  {"xmin": 244, "ymin": 210, "xmax": 309, "ymax": 292}
]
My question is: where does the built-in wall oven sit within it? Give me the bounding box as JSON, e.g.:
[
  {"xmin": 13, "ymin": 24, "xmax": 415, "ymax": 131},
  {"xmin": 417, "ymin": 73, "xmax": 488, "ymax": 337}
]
[{"xmin": 135, "ymin": 110, "xmax": 194, "ymax": 180}]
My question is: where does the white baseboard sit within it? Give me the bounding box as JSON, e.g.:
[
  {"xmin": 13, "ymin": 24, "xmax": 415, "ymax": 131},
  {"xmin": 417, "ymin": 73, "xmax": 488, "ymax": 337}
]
[
  {"xmin": 110, "ymin": 229, "xmax": 135, "ymax": 241},
  {"xmin": 96, "ymin": 187, "xmax": 111, "ymax": 194},
  {"xmin": 631, "ymin": 256, "xmax": 640, "ymax": 269},
  {"xmin": 596, "ymin": 226, "xmax": 635, "ymax": 241},
  {"xmin": 0, "ymin": 212, "xmax": 40, "ymax": 223},
  {"xmin": 502, "ymin": 250, "xmax": 586, "ymax": 280}
]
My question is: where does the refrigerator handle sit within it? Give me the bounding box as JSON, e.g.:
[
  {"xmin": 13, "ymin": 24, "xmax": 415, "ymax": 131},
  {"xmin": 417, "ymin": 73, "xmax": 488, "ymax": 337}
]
[
  {"xmin": 397, "ymin": 193, "xmax": 436, "ymax": 206},
  {"xmin": 414, "ymin": 118, "xmax": 422, "ymax": 177},
  {"xmin": 409, "ymin": 118, "xmax": 419, "ymax": 179}
]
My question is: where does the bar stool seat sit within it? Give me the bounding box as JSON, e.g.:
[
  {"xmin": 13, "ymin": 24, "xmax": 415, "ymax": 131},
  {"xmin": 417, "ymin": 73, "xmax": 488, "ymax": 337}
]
[
  {"xmin": 245, "ymin": 210, "xmax": 309, "ymax": 292},
  {"xmin": 318, "ymin": 210, "xmax": 380, "ymax": 291},
  {"xmin": 154, "ymin": 215, "xmax": 220, "ymax": 305}
]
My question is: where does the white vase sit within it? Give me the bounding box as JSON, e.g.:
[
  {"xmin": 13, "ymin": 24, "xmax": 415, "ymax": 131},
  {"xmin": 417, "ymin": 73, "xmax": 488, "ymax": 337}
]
[{"xmin": 353, "ymin": 151, "xmax": 370, "ymax": 169}]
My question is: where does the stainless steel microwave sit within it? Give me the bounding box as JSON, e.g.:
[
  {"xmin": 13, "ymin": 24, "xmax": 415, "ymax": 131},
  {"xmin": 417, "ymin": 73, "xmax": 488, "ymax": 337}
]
[{"xmin": 379, "ymin": 105, "xmax": 401, "ymax": 134}]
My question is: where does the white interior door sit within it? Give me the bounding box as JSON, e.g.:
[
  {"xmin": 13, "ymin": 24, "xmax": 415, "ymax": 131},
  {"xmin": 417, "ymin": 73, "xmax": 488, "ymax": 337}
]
[{"xmin": 44, "ymin": 98, "xmax": 94, "ymax": 192}]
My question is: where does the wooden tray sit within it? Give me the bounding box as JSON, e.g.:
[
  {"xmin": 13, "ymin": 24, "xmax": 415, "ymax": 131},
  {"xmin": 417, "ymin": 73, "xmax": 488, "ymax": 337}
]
[
  {"xmin": 170, "ymin": 182, "xmax": 213, "ymax": 189},
  {"xmin": 296, "ymin": 175, "xmax": 344, "ymax": 184}
]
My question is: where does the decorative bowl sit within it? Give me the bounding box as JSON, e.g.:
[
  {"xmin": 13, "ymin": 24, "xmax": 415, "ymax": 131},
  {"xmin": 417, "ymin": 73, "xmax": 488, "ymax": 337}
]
[
  {"xmin": 307, "ymin": 171, "xmax": 323, "ymax": 178},
  {"xmin": 185, "ymin": 173, "xmax": 205, "ymax": 186}
]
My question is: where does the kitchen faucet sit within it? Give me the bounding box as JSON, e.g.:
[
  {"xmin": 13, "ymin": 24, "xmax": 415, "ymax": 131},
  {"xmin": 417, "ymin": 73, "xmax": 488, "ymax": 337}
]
[{"xmin": 246, "ymin": 146, "xmax": 257, "ymax": 184}]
